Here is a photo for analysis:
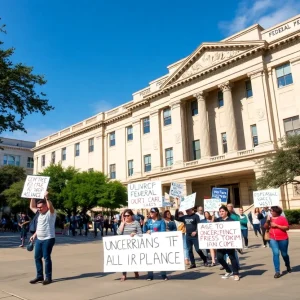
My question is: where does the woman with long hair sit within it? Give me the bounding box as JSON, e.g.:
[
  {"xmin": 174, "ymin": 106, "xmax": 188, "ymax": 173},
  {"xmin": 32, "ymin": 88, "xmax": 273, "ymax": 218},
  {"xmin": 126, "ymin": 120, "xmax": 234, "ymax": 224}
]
[
  {"xmin": 175, "ymin": 210, "xmax": 190, "ymax": 265},
  {"xmin": 117, "ymin": 209, "xmax": 142, "ymax": 281},
  {"xmin": 252, "ymin": 207, "xmax": 263, "ymax": 237},
  {"xmin": 163, "ymin": 210, "xmax": 177, "ymax": 232}
]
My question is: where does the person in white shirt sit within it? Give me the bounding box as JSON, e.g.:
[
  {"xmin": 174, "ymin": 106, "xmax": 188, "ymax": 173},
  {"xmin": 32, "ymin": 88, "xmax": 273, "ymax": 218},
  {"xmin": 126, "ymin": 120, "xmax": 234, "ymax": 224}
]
[
  {"xmin": 29, "ymin": 191, "xmax": 56, "ymax": 285},
  {"xmin": 196, "ymin": 206, "xmax": 205, "ymax": 221}
]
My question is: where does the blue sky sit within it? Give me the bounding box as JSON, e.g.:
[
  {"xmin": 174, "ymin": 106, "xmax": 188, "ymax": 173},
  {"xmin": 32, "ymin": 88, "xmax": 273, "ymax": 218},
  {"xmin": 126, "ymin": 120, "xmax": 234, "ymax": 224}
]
[{"xmin": 2, "ymin": 0, "xmax": 300, "ymax": 141}]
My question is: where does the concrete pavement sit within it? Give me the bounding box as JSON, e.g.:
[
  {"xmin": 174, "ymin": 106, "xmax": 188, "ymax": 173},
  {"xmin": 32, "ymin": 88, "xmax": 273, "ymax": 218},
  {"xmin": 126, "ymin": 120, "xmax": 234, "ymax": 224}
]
[{"xmin": 0, "ymin": 231, "xmax": 299, "ymax": 300}]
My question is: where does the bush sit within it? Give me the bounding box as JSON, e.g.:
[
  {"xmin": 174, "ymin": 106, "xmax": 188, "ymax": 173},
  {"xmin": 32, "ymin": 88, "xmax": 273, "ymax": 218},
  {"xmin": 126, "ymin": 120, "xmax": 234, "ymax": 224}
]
[{"xmin": 284, "ymin": 209, "xmax": 300, "ymax": 224}]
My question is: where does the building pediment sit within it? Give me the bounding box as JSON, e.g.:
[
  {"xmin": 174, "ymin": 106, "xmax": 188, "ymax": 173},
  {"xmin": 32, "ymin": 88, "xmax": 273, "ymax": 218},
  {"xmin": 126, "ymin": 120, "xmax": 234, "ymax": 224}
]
[{"xmin": 160, "ymin": 41, "xmax": 267, "ymax": 89}]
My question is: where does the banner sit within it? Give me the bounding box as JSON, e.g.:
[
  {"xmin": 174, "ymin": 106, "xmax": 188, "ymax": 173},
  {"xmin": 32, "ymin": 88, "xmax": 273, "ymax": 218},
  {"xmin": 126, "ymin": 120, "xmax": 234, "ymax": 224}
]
[
  {"xmin": 169, "ymin": 182, "xmax": 184, "ymax": 198},
  {"xmin": 212, "ymin": 188, "xmax": 228, "ymax": 204},
  {"xmin": 179, "ymin": 193, "xmax": 196, "ymax": 211},
  {"xmin": 128, "ymin": 181, "xmax": 162, "ymax": 209},
  {"xmin": 204, "ymin": 198, "xmax": 221, "ymax": 212},
  {"xmin": 253, "ymin": 189, "xmax": 280, "ymax": 207},
  {"xmin": 103, "ymin": 232, "xmax": 185, "ymax": 272},
  {"xmin": 198, "ymin": 221, "xmax": 242, "ymax": 249},
  {"xmin": 21, "ymin": 175, "xmax": 50, "ymax": 199}
]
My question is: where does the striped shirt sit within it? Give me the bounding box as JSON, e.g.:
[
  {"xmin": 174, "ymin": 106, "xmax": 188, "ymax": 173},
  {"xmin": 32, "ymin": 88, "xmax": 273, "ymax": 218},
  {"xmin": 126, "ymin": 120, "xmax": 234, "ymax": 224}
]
[{"xmin": 117, "ymin": 220, "xmax": 142, "ymax": 236}]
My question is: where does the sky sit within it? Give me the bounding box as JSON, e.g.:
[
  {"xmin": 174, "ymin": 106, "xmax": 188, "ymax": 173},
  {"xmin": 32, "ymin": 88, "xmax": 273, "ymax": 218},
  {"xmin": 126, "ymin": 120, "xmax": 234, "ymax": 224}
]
[{"xmin": 2, "ymin": 0, "xmax": 300, "ymax": 142}]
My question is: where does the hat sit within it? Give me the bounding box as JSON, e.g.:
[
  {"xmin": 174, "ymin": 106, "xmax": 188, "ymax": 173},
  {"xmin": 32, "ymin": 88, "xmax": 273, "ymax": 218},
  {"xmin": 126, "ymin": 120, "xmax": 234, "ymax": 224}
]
[
  {"xmin": 150, "ymin": 207, "xmax": 159, "ymax": 213},
  {"xmin": 27, "ymin": 241, "xmax": 34, "ymax": 252}
]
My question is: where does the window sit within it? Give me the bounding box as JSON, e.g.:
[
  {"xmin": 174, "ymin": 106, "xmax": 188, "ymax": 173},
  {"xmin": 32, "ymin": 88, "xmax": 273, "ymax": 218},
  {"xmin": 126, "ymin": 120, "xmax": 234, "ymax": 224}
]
[
  {"xmin": 163, "ymin": 108, "xmax": 172, "ymax": 126},
  {"xmin": 75, "ymin": 143, "xmax": 80, "ymax": 157},
  {"xmin": 110, "ymin": 132, "xmax": 115, "ymax": 147},
  {"xmin": 144, "ymin": 154, "xmax": 151, "ymax": 172},
  {"xmin": 51, "ymin": 151, "xmax": 56, "ymax": 164},
  {"xmin": 109, "ymin": 164, "xmax": 116, "ymax": 179},
  {"xmin": 165, "ymin": 148, "xmax": 173, "ymax": 166},
  {"xmin": 192, "ymin": 140, "xmax": 201, "ymax": 160},
  {"xmin": 276, "ymin": 63, "xmax": 293, "ymax": 88},
  {"xmin": 61, "ymin": 148, "xmax": 66, "ymax": 161},
  {"xmin": 27, "ymin": 157, "xmax": 34, "ymax": 168},
  {"xmin": 128, "ymin": 160, "xmax": 134, "ymax": 177},
  {"xmin": 143, "ymin": 117, "xmax": 150, "ymax": 134},
  {"xmin": 218, "ymin": 91, "xmax": 224, "ymax": 107},
  {"xmin": 3, "ymin": 155, "xmax": 20, "ymax": 166},
  {"xmin": 191, "ymin": 100, "xmax": 198, "ymax": 116},
  {"xmin": 41, "ymin": 155, "xmax": 45, "ymax": 167},
  {"xmin": 127, "ymin": 126, "xmax": 133, "ymax": 141},
  {"xmin": 245, "ymin": 80, "xmax": 253, "ymax": 98},
  {"xmin": 251, "ymin": 125, "xmax": 258, "ymax": 147},
  {"xmin": 284, "ymin": 116, "xmax": 300, "ymax": 136},
  {"xmin": 89, "ymin": 138, "xmax": 94, "ymax": 152},
  {"xmin": 221, "ymin": 132, "xmax": 228, "ymax": 154}
]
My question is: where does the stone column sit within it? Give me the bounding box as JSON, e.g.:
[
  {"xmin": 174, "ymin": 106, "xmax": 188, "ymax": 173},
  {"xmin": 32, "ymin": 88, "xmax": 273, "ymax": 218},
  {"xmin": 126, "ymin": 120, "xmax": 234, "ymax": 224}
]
[
  {"xmin": 194, "ymin": 91, "xmax": 211, "ymax": 157},
  {"xmin": 150, "ymin": 110, "xmax": 162, "ymax": 171},
  {"xmin": 218, "ymin": 81, "xmax": 238, "ymax": 152},
  {"xmin": 132, "ymin": 119, "xmax": 142, "ymax": 177}
]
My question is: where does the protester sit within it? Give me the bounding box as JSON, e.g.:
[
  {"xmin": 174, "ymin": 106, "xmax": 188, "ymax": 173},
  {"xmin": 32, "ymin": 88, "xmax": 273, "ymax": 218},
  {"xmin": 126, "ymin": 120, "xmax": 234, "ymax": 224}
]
[
  {"xmin": 175, "ymin": 207, "xmax": 208, "ymax": 268},
  {"xmin": 29, "ymin": 191, "xmax": 56, "ymax": 285},
  {"xmin": 239, "ymin": 208, "xmax": 249, "ymax": 249},
  {"xmin": 134, "ymin": 210, "xmax": 145, "ymax": 228},
  {"xmin": 264, "ymin": 206, "xmax": 291, "ymax": 278},
  {"xmin": 117, "ymin": 209, "xmax": 142, "ymax": 281},
  {"xmin": 81, "ymin": 212, "xmax": 89, "ymax": 236},
  {"xmin": 18, "ymin": 213, "xmax": 30, "ymax": 248},
  {"xmin": 196, "ymin": 206, "xmax": 205, "ymax": 221},
  {"xmin": 103, "ymin": 216, "xmax": 110, "ymax": 236},
  {"xmin": 215, "ymin": 205, "xmax": 240, "ymax": 281},
  {"xmin": 175, "ymin": 211, "xmax": 190, "ymax": 265},
  {"xmin": 70, "ymin": 212, "xmax": 77, "ymax": 236},
  {"xmin": 249, "ymin": 208, "xmax": 263, "ymax": 237},
  {"xmin": 143, "ymin": 207, "xmax": 168, "ymax": 281},
  {"xmin": 94, "ymin": 214, "xmax": 103, "ymax": 238},
  {"xmin": 258, "ymin": 207, "xmax": 269, "ymax": 247},
  {"xmin": 201, "ymin": 211, "xmax": 216, "ymax": 266},
  {"xmin": 163, "ymin": 210, "xmax": 177, "ymax": 231}
]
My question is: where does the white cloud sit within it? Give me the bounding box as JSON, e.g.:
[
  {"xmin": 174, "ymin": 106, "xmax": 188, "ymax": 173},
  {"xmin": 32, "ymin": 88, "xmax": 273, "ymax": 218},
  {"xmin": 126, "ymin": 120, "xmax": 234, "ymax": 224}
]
[
  {"xmin": 219, "ymin": 0, "xmax": 300, "ymax": 36},
  {"xmin": 90, "ymin": 99, "xmax": 114, "ymax": 114}
]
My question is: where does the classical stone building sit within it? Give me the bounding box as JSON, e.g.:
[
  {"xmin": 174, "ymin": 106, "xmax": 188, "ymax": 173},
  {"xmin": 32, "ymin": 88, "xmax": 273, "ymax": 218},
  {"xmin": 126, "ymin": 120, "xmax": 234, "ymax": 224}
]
[{"xmin": 33, "ymin": 15, "xmax": 300, "ymax": 209}]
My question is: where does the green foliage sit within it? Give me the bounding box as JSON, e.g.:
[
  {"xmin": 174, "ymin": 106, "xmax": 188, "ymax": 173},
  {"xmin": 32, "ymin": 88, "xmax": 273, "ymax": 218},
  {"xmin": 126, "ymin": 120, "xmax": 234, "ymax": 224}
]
[
  {"xmin": 284, "ymin": 209, "xmax": 300, "ymax": 225},
  {"xmin": 0, "ymin": 20, "xmax": 53, "ymax": 136},
  {"xmin": 101, "ymin": 180, "xmax": 127, "ymax": 209},
  {"xmin": 256, "ymin": 135, "xmax": 300, "ymax": 189},
  {"xmin": 0, "ymin": 165, "xmax": 26, "ymax": 193}
]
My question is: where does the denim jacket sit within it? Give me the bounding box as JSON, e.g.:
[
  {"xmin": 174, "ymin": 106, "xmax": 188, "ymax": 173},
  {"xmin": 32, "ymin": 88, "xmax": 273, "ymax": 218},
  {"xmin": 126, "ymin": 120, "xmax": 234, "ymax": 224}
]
[
  {"xmin": 165, "ymin": 220, "xmax": 177, "ymax": 231},
  {"xmin": 143, "ymin": 219, "xmax": 166, "ymax": 233}
]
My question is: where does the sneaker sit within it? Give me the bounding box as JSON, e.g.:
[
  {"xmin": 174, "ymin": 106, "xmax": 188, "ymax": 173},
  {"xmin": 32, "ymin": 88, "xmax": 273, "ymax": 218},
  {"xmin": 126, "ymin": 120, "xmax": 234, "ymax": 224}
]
[
  {"xmin": 287, "ymin": 266, "xmax": 292, "ymax": 273},
  {"xmin": 147, "ymin": 277, "xmax": 153, "ymax": 281},
  {"xmin": 188, "ymin": 264, "xmax": 196, "ymax": 269},
  {"xmin": 263, "ymin": 245, "xmax": 267, "ymax": 248},
  {"xmin": 244, "ymin": 247, "xmax": 248, "ymax": 249},
  {"xmin": 222, "ymin": 272, "xmax": 233, "ymax": 279},
  {"xmin": 42, "ymin": 278, "xmax": 52, "ymax": 285},
  {"xmin": 233, "ymin": 275, "xmax": 240, "ymax": 281},
  {"xmin": 161, "ymin": 275, "xmax": 168, "ymax": 281},
  {"xmin": 274, "ymin": 272, "xmax": 281, "ymax": 279},
  {"xmin": 29, "ymin": 278, "xmax": 43, "ymax": 284}
]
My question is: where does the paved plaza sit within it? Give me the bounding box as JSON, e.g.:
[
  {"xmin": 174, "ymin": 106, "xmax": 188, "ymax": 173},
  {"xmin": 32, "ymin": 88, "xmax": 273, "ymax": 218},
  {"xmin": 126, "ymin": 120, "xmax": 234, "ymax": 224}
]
[{"xmin": 0, "ymin": 231, "xmax": 299, "ymax": 300}]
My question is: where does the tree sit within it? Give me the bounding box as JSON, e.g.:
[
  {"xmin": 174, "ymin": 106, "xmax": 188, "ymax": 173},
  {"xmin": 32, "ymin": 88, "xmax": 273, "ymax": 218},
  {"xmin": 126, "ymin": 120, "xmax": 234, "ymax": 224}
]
[
  {"xmin": 256, "ymin": 135, "xmax": 300, "ymax": 189},
  {"xmin": 0, "ymin": 165, "xmax": 26, "ymax": 193},
  {"xmin": 0, "ymin": 22, "xmax": 53, "ymax": 136},
  {"xmin": 100, "ymin": 180, "xmax": 127, "ymax": 210}
]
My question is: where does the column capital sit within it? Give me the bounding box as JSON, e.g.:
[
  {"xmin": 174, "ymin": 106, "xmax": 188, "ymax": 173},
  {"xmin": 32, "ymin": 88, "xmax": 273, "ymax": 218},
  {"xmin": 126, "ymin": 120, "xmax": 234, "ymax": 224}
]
[
  {"xmin": 193, "ymin": 91, "xmax": 207, "ymax": 101},
  {"xmin": 247, "ymin": 68, "xmax": 265, "ymax": 79},
  {"xmin": 170, "ymin": 100, "xmax": 181, "ymax": 109},
  {"xmin": 218, "ymin": 81, "xmax": 233, "ymax": 92}
]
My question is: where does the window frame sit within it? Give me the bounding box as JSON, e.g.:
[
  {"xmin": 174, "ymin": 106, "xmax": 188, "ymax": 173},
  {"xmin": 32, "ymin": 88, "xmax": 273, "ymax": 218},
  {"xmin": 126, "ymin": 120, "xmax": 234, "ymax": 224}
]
[
  {"xmin": 165, "ymin": 148, "xmax": 173, "ymax": 166},
  {"xmin": 127, "ymin": 126, "xmax": 133, "ymax": 141},
  {"xmin": 143, "ymin": 117, "xmax": 150, "ymax": 134},
  {"xmin": 88, "ymin": 138, "xmax": 94, "ymax": 152},
  {"xmin": 283, "ymin": 116, "xmax": 300, "ymax": 136},
  {"xmin": 250, "ymin": 124, "xmax": 258, "ymax": 147},
  {"xmin": 128, "ymin": 160, "xmax": 134, "ymax": 177},
  {"xmin": 163, "ymin": 108, "xmax": 172, "ymax": 126},
  {"xmin": 109, "ymin": 132, "xmax": 116, "ymax": 147},
  {"xmin": 191, "ymin": 100, "xmax": 198, "ymax": 116},
  {"xmin": 75, "ymin": 143, "xmax": 80, "ymax": 157},
  {"xmin": 3, "ymin": 154, "xmax": 21, "ymax": 166},
  {"xmin": 221, "ymin": 132, "xmax": 228, "ymax": 154},
  {"xmin": 51, "ymin": 151, "xmax": 56, "ymax": 164},
  {"xmin": 41, "ymin": 155, "xmax": 45, "ymax": 167},
  {"xmin": 245, "ymin": 80, "xmax": 253, "ymax": 98},
  {"xmin": 192, "ymin": 140, "xmax": 201, "ymax": 160},
  {"xmin": 218, "ymin": 91, "xmax": 224, "ymax": 107},
  {"xmin": 61, "ymin": 147, "xmax": 66, "ymax": 161},
  {"xmin": 144, "ymin": 154, "xmax": 151, "ymax": 172},
  {"xmin": 109, "ymin": 164, "xmax": 116, "ymax": 179},
  {"xmin": 276, "ymin": 63, "xmax": 293, "ymax": 88},
  {"xmin": 27, "ymin": 157, "xmax": 34, "ymax": 168}
]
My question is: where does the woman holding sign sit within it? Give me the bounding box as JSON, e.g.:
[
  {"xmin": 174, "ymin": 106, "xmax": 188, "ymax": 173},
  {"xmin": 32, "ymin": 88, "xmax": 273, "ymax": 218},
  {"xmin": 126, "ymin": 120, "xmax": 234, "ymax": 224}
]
[
  {"xmin": 117, "ymin": 209, "xmax": 142, "ymax": 281},
  {"xmin": 201, "ymin": 212, "xmax": 216, "ymax": 267}
]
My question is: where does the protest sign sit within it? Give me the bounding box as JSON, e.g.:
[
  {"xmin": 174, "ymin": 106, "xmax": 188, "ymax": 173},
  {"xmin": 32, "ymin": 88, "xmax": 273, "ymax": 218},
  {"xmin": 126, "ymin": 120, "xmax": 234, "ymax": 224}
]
[
  {"xmin": 179, "ymin": 193, "xmax": 196, "ymax": 211},
  {"xmin": 198, "ymin": 221, "xmax": 242, "ymax": 249},
  {"xmin": 212, "ymin": 188, "xmax": 228, "ymax": 204},
  {"xmin": 103, "ymin": 231, "xmax": 185, "ymax": 272},
  {"xmin": 128, "ymin": 181, "xmax": 162, "ymax": 209},
  {"xmin": 21, "ymin": 175, "xmax": 50, "ymax": 199},
  {"xmin": 253, "ymin": 188, "xmax": 280, "ymax": 207},
  {"xmin": 204, "ymin": 198, "xmax": 221, "ymax": 212},
  {"xmin": 169, "ymin": 182, "xmax": 184, "ymax": 198}
]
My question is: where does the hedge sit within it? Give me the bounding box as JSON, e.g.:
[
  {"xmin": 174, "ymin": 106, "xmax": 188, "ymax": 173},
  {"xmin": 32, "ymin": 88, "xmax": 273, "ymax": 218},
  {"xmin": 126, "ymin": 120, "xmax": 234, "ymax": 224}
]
[{"xmin": 284, "ymin": 209, "xmax": 300, "ymax": 224}]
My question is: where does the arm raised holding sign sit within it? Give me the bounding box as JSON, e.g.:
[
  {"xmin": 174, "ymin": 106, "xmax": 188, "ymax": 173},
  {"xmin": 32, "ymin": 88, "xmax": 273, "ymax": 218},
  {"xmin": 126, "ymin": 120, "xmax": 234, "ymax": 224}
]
[{"xmin": 44, "ymin": 191, "xmax": 55, "ymax": 214}]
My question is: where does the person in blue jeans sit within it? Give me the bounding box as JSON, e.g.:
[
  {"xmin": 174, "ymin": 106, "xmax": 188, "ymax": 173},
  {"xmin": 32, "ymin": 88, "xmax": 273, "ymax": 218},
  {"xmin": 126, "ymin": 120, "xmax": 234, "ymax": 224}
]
[
  {"xmin": 143, "ymin": 207, "xmax": 168, "ymax": 281},
  {"xmin": 239, "ymin": 208, "xmax": 249, "ymax": 248}
]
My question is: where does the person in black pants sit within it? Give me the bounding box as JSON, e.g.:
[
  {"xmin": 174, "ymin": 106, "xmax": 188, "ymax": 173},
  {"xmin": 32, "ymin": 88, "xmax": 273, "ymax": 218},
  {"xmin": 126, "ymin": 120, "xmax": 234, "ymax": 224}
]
[{"xmin": 175, "ymin": 208, "xmax": 208, "ymax": 268}]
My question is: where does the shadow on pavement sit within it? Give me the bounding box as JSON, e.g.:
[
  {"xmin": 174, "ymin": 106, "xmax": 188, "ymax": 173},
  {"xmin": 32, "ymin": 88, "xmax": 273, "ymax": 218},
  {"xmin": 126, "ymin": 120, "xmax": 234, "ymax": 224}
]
[
  {"xmin": 239, "ymin": 263, "xmax": 265, "ymax": 270},
  {"xmin": 53, "ymin": 272, "xmax": 114, "ymax": 282},
  {"xmin": 241, "ymin": 269, "xmax": 267, "ymax": 277}
]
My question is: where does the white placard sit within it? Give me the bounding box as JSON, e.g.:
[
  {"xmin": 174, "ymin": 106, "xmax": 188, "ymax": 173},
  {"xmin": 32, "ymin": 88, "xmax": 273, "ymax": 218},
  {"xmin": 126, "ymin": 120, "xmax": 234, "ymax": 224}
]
[
  {"xmin": 103, "ymin": 231, "xmax": 185, "ymax": 272},
  {"xmin": 21, "ymin": 175, "xmax": 50, "ymax": 199},
  {"xmin": 253, "ymin": 188, "xmax": 280, "ymax": 207},
  {"xmin": 127, "ymin": 181, "xmax": 162, "ymax": 209},
  {"xmin": 179, "ymin": 193, "xmax": 196, "ymax": 211},
  {"xmin": 198, "ymin": 221, "xmax": 242, "ymax": 249},
  {"xmin": 169, "ymin": 182, "xmax": 184, "ymax": 198},
  {"xmin": 204, "ymin": 198, "xmax": 221, "ymax": 212}
]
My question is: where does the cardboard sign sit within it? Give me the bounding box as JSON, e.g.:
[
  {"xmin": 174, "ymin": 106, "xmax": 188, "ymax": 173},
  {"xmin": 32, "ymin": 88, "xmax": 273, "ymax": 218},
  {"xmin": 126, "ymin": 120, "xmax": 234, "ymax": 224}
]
[
  {"xmin": 204, "ymin": 198, "xmax": 221, "ymax": 212},
  {"xmin": 21, "ymin": 175, "xmax": 50, "ymax": 199},
  {"xmin": 169, "ymin": 182, "xmax": 184, "ymax": 198},
  {"xmin": 212, "ymin": 188, "xmax": 228, "ymax": 204},
  {"xmin": 198, "ymin": 221, "xmax": 242, "ymax": 249},
  {"xmin": 179, "ymin": 193, "xmax": 196, "ymax": 211},
  {"xmin": 103, "ymin": 231, "xmax": 185, "ymax": 272},
  {"xmin": 253, "ymin": 189, "xmax": 280, "ymax": 207},
  {"xmin": 128, "ymin": 181, "xmax": 162, "ymax": 209}
]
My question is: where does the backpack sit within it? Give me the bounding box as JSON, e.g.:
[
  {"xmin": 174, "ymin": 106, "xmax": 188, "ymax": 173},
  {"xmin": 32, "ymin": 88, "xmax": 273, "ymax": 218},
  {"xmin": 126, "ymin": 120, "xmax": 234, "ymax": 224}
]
[{"xmin": 29, "ymin": 212, "xmax": 39, "ymax": 234}]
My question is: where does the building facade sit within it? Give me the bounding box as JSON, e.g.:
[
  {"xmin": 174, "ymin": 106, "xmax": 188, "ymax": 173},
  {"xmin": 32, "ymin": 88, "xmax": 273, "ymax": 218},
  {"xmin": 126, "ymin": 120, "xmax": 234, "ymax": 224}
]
[
  {"xmin": 0, "ymin": 138, "xmax": 35, "ymax": 175},
  {"xmin": 33, "ymin": 15, "xmax": 300, "ymax": 209}
]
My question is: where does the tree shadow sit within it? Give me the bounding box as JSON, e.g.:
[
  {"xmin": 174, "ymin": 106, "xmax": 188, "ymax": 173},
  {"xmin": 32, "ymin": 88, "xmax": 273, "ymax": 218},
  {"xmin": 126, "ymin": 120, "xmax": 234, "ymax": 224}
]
[
  {"xmin": 53, "ymin": 272, "xmax": 113, "ymax": 283},
  {"xmin": 241, "ymin": 270, "xmax": 267, "ymax": 277},
  {"xmin": 248, "ymin": 244, "xmax": 264, "ymax": 249},
  {"xmin": 169, "ymin": 271, "xmax": 213, "ymax": 280},
  {"xmin": 239, "ymin": 264, "xmax": 265, "ymax": 270},
  {"xmin": 282, "ymin": 265, "xmax": 300, "ymax": 276}
]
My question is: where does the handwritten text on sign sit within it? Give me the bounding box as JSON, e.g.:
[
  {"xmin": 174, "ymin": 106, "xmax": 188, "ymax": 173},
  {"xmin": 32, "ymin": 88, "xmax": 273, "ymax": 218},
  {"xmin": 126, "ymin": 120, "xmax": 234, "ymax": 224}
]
[
  {"xmin": 179, "ymin": 193, "xmax": 196, "ymax": 211},
  {"xmin": 169, "ymin": 182, "xmax": 184, "ymax": 198},
  {"xmin": 253, "ymin": 189, "xmax": 280, "ymax": 207},
  {"xmin": 198, "ymin": 221, "xmax": 242, "ymax": 249},
  {"xmin": 128, "ymin": 181, "xmax": 162, "ymax": 209},
  {"xmin": 21, "ymin": 176, "xmax": 50, "ymax": 199},
  {"xmin": 103, "ymin": 232, "xmax": 185, "ymax": 272},
  {"xmin": 211, "ymin": 188, "xmax": 228, "ymax": 204},
  {"xmin": 204, "ymin": 198, "xmax": 221, "ymax": 212}
]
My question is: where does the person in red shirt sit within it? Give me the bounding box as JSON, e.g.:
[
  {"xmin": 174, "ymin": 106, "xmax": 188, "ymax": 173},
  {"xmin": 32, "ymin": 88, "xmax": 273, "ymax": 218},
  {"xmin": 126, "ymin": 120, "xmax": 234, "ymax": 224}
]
[{"xmin": 265, "ymin": 206, "xmax": 291, "ymax": 278}]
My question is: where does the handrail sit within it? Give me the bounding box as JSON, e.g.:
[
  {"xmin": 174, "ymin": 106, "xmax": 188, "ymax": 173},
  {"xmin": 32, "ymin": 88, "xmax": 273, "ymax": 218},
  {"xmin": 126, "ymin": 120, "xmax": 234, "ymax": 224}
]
[{"xmin": 243, "ymin": 203, "xmax": 254, "ymax": 213}]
